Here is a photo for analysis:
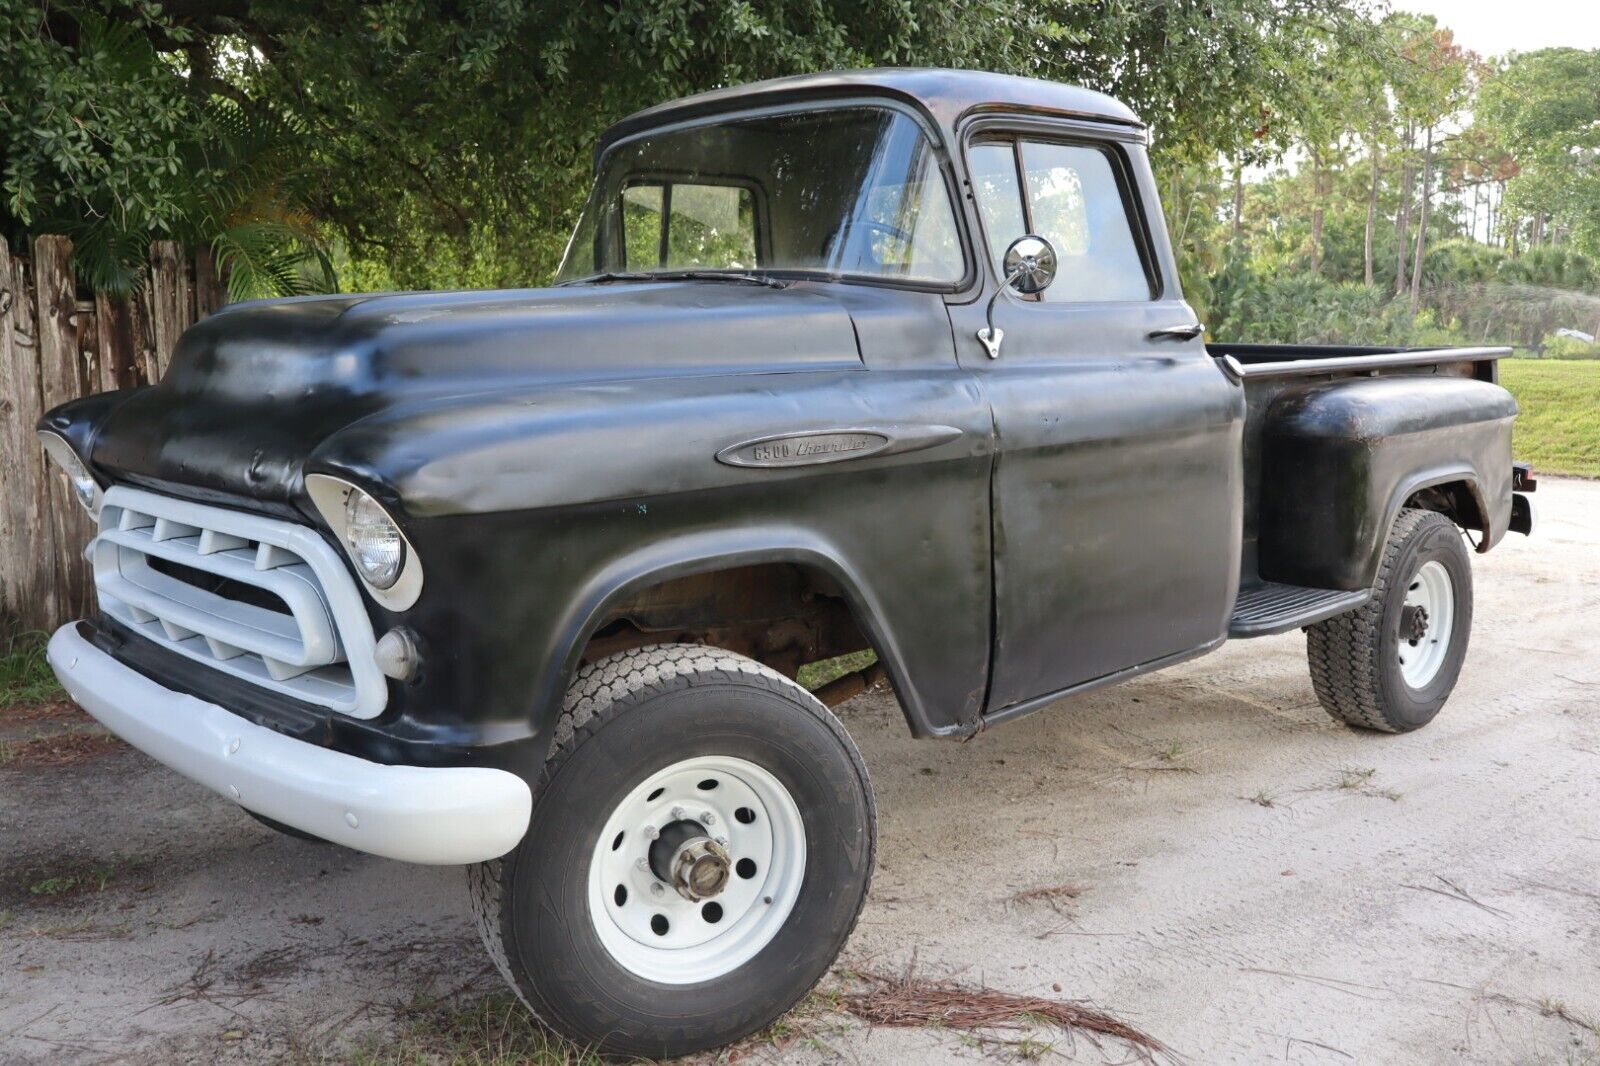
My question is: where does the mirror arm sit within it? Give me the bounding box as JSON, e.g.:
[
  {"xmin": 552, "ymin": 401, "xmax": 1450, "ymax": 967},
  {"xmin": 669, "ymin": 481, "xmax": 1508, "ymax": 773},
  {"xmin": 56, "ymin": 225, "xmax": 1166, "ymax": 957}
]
[{"xmin": 977, "ymin": 264, "xmax": 1029, "ymax": 360}]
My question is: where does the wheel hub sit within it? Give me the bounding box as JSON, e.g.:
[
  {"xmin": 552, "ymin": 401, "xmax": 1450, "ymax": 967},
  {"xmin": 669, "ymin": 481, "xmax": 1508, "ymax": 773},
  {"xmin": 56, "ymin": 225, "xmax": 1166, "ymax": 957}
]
[
  {"xmin": 647, "ymin": 818, "xmax": 730, "ymax": 899},
  {"xmin": 1400, "ymin": 603, "xmax": 1430, "ymax": 643},
  {"xmin": 670, "ymin": 836, "xmax": 731, "ymax": 901},
  {"xmin": 1397, "ymin": 560, "xmax": 1455, "ymax": 689}
]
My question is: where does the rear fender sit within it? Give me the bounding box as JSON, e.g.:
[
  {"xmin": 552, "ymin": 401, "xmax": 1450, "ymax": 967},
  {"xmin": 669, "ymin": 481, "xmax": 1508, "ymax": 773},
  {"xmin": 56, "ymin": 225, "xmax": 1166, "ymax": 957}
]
[{"xmin": 1257, "ymin": 376, "xmax": 1515, "ymax": 590}]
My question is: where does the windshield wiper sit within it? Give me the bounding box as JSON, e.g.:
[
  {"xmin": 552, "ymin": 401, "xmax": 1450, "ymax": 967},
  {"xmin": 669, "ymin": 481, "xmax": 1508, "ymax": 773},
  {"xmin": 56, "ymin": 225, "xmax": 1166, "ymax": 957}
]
[{"xmin": 561, "ymin": 270, "xmax": 788, "ymax": 289}]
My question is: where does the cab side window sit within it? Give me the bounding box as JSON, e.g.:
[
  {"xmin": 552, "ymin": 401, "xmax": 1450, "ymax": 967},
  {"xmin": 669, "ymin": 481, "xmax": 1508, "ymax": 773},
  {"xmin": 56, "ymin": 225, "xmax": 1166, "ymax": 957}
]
[
  {"xmin": 969, "ymin": 138, "xmax": 1152, "ymax": 303},
  {"xmin": 967, "ymin": 143, "xmax": 1027, "ymax": 275}
]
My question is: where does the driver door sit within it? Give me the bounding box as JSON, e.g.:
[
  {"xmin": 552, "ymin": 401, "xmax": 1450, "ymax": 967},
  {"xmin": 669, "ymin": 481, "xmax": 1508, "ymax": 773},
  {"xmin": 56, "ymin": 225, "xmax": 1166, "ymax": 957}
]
[{"xmin": 952, "ymin": 130, "xmax": 1244, "ymax": 713}]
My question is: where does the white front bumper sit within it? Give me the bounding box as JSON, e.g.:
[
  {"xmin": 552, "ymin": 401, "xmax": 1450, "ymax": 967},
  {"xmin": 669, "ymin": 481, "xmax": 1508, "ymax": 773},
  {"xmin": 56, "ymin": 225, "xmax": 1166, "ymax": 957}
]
[{"xmin": 48, "ymin": 624, "xmax": 532, "ymax": 865}]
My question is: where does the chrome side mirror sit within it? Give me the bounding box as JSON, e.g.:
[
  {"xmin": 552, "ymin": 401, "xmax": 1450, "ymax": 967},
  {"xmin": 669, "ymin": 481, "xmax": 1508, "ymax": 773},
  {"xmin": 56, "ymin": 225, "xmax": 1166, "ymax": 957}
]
[{"xmin": 977, "ymin": 235, "xmax": 1056, "ymax": 359}]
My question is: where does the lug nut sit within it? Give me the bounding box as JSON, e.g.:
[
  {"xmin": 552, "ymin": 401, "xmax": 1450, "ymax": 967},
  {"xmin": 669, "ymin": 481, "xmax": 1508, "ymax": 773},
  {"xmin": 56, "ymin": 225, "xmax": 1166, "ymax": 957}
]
[
  {"xmin": 650, "ymin": 882, "xmax": 665, "ymax": 897},
  {"xmin": 635, "ymin": 858, "xmax": 649, "ymax": 872},
  {"xmin": 644, "ymin": 824, "xmax": 659, "ymax": 840},
  {"xmin": 701, "ymin": 811, "xmax": 716, "ymax": 825},
  {"xmin": 671, "ymin": 806, "xmax": 686, "ymax": 820},
  {"xmin": 715, "ymin": 836, "xmax": 729, "ymax": 847}
]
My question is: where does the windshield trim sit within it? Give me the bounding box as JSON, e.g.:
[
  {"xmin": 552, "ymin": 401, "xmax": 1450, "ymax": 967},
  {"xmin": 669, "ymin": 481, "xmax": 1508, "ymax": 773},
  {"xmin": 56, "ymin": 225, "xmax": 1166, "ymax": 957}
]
[{"xmin": 570, "ymin": 96, "xmax": 977, "ymax": 296}]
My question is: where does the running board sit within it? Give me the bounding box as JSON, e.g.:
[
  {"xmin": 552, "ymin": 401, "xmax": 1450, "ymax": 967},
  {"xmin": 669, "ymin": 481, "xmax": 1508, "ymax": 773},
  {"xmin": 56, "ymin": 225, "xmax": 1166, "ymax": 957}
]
[{"xmin": 1229, "ymin": 582, "xmax": 1370, "ymax": 637}]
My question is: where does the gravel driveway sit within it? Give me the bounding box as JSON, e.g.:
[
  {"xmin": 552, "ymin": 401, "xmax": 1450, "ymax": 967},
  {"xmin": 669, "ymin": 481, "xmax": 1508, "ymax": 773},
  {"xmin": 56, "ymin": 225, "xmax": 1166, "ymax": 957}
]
[{"xmin": 3, "ymin": 479, "xmax": 1597, "ymax": 1065}]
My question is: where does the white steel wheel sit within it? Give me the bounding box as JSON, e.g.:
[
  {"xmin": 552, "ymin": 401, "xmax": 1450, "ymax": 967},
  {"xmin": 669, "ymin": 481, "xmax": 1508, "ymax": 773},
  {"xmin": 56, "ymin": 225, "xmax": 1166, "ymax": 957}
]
[
  {"xmin": 587, "ymin": 754, "xmax": 806, "ymax": 985},
  {"xmin": 471, "ymin": 644, "xmax": 875, "ymax": 1059},
  {"xmin": 1307, "ymin": 509, "xmax": 1474, "ymax": 733},
  {"xmin": 1398, "ymin": 559, "xmax": 1455, "ymax": 689}
]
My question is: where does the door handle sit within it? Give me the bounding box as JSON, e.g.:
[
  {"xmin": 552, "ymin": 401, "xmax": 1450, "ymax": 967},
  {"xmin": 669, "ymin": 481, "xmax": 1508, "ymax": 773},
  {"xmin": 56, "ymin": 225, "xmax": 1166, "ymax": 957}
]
[{"xmin": 1148, "ymin": 322, "xmax": 1205, "ymax": 341}]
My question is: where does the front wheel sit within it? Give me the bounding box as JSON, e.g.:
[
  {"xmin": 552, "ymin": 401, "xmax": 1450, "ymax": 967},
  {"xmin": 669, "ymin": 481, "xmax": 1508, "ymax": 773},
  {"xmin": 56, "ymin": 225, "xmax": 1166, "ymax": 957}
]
[
  {"xmin": 1306, "ymin": 508, "xmax": 1474, "ymax": 732},
  {"xmin": 469, "ymin": 644, "xmax": 875, "ymax": 1059}
]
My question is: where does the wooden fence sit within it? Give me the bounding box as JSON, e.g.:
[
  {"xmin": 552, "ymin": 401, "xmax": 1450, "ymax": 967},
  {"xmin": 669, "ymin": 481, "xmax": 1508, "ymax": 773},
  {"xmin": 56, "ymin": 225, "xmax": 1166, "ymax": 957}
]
[{"xmin": 1, "ymin": 235, "xmax": 225, "ymax": 636}]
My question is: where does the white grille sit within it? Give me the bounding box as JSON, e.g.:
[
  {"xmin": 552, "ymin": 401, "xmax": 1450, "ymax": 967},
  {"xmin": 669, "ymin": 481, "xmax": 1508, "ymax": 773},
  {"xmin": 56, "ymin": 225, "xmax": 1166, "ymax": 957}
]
[{"xmin": 91, "ymin": 486, "xmax": 387, "ymax": 719}]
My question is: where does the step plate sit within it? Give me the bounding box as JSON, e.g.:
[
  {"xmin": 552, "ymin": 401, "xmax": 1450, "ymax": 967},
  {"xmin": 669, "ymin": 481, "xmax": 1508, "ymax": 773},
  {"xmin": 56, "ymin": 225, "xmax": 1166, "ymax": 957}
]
[{"xmin": 1229, "ymin": 582, "xmax": 1371, "ymax": 637}]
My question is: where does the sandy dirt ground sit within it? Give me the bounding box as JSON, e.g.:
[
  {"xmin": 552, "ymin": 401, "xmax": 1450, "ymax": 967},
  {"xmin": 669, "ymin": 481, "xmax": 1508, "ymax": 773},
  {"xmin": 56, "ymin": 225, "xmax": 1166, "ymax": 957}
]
[{"xmin": 2, "ymin": 479, "xmax": 1597, "ymax": 1065}]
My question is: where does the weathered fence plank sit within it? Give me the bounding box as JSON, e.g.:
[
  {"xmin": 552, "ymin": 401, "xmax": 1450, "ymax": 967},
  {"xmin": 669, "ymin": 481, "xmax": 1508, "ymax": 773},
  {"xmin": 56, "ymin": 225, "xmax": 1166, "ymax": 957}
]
[
  {"xmin": 148, "ymin": 241, "xmax": 192, "ymax": 379},
  {"xmin": 32, "ymin": 236, "xmax": 97, "ymax": 625},
  {"xmin": 195, "ymin": 245, "xmax": 227, "ymax": 319},
  {"xmin": 2, "ymin": 235, "xmax": 224, "ymax": 635},
  {"xmin": 93, "ymin": 291, "xmax": 140, "ymax": 391},
  {"xmin": 0, "ymin": 238, "xmax": 53, "ymax": 634},
  {"xmin": 77, "ymin": 298, "xmax": 108, "ymax": 394}
]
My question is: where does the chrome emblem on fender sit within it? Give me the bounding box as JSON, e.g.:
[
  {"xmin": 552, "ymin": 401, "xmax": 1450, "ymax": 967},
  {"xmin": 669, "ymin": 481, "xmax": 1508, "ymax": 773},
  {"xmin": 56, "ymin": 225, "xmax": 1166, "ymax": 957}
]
[
  {"xmin": 716, "ymin": 431, "xmax": 891, "ymax": 468},
  {"xmin": 716, "ymin": 424, "xmax": 964, "ymax": 469}
]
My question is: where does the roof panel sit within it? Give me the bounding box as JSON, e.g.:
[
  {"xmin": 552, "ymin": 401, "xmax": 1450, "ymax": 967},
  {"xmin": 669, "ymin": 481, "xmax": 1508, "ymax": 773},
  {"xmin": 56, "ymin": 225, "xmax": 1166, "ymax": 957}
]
[{"xmin": 597, "ymin": 68, "xmax": 1144, "ymax": 157}]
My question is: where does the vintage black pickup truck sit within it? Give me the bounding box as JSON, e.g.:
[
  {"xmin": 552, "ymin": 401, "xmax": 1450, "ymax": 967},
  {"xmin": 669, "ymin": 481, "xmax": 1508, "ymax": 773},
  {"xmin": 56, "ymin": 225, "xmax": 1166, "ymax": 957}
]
[{"xmin": 41, "ymin": 69, "xmax": 1535, "ymax": 1056}]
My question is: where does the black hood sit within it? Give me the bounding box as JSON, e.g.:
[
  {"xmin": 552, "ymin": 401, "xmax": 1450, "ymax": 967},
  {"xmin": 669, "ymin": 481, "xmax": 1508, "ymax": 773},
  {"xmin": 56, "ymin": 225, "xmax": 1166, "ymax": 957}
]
[{"xmin": 77, "ymin": 281, "xmax": 862, "ymax": 506}]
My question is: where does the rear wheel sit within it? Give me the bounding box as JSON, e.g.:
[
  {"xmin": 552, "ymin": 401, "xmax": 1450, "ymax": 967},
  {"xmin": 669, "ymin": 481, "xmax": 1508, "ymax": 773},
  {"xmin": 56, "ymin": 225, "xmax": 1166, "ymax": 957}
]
[
  {"xmin": 1306, "ymin": 508, "xmax": 1473, "ymax": 732},
  {"xmin": 469, "ymin": 644, "xmax": 875, "ymax": 1058}
]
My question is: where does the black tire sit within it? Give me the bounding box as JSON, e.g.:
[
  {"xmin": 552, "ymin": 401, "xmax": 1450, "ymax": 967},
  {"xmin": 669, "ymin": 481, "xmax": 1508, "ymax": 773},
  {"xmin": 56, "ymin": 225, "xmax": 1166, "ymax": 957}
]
[
  {"xmin": 468, "ymin": 644, "xmax": 875, "ymax": 1059},
  {"xmin": 243, "ymin": 807, "xmax": 331, "ymax": 843},
  {"xmin": 1306, "ymin": 508, "xmax": 1473, "ymax": 732}
]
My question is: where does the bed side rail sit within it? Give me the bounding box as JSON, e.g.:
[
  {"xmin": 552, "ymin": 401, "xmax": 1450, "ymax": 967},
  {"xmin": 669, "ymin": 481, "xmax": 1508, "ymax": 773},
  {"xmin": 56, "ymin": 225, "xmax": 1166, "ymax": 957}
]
[{"xmin": 1216, "ymin": 346, "xmax": 1511, "ymax": 382}]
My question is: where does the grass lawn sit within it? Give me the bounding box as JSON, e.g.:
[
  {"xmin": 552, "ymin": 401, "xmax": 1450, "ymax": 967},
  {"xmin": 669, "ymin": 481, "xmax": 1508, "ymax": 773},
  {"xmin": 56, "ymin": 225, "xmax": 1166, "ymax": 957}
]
[
  {"xmin": 1, "ymin": 632, "xmax": 59, "ymax": 708},
  {"xmin": 1499, "ymin": 359, "xmax": 1600, "ymax": 479}
]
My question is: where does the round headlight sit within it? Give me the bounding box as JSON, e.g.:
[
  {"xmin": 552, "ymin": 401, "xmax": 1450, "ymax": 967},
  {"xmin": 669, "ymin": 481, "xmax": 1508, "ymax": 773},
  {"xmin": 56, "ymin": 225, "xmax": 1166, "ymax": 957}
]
[{"xmin": 344, "ymin": 489, "xmax": 405, "ymax": 590}]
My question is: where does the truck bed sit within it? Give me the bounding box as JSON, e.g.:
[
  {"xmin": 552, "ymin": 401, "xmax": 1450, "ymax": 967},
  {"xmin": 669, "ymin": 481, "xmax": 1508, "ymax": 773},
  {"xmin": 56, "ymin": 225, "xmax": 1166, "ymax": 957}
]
[{"xmin": 1207, "ymin": 343, "xmax": 1512, "ymax": 636}]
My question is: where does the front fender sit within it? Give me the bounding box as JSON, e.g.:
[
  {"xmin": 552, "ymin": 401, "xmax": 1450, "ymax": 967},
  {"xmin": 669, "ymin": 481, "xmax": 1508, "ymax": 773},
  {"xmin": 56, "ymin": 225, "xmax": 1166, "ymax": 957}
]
[
  {"xmin": 39, "ymin": 389, "xmax": 141, "ymax": 471},
  {"xmin": 304, "ymin": 367, "xmax": 995, "ymax": 764},
  {"xmin": 542, "ymin": 526, "xmax": 939, "ymax": 740},
  {"xmin": 386, "ymin": 496, "xmax": 991, "ymax": 779}
]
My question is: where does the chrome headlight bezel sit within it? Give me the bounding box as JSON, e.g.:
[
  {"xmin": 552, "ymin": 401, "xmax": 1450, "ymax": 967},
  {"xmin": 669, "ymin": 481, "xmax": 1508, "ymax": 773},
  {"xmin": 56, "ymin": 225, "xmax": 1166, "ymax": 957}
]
[
  {"xmin": 305, "ymin": 474, "xmax": 424, "ymax": 610},
  {"xmin": 38, "ymin": 430, "xmax": 103, "ymax": 517}
]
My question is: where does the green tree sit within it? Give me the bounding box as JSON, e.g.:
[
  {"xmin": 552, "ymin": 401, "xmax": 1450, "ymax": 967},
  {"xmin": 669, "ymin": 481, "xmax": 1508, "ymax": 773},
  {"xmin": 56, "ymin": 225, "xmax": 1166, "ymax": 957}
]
[
  {"xmin": 208, "ymin": 0, "xmax": 1052, "ymax": 289},
  {"xmin": 4, "ymin": 0, "xmax": 1385, "ymax": 294},
  {"xmin": 1386, "ymin": 15, "xmax": 1474, "ymax": 305},
  {"xmin": 0, "ymin": 1, "xmax": 330, "ymax": 296},
  {"xmin": 1476, "ymin": 48, "xmax": 1600, "ymax": 257}
]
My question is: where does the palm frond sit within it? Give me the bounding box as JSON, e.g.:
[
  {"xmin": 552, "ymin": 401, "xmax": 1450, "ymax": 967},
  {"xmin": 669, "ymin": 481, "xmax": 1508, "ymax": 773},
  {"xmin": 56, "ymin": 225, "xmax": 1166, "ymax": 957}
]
[
  {"xmin": 213, "ymin": 221, "xmax": 329, "ymax": 301},
  {"xmin": 49, "ymin": 210, "xmax": 150, "ymax": 295}
]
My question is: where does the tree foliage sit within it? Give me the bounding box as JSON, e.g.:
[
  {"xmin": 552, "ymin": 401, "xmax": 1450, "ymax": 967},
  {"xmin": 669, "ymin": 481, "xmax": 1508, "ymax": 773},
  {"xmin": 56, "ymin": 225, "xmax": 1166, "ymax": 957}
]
[
  {"xmin": 2, "ymin": 3, "xmax": 196, "ymax": 288},
  {"xmin": 4, "ymin": 0, "xmax": 1382, "ymax": 292},
  {"xmin": 0, "ymin": 1, "xmax": 332, "ymax": 295},
  {"xmin": 3, "ymin": 0, "xmax": 1596, "ymax": 351},
  {"xmin": 1476, "ymin": 48, "xmax": 1600, "ymax": 254}
]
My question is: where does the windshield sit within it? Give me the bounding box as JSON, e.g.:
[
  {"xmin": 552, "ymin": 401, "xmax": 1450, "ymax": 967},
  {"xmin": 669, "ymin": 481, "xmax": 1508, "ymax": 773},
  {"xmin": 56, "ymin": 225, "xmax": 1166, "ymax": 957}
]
[{"xmin": 556, "ymin": 106, "xmax": 965, "ymax": 286}]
